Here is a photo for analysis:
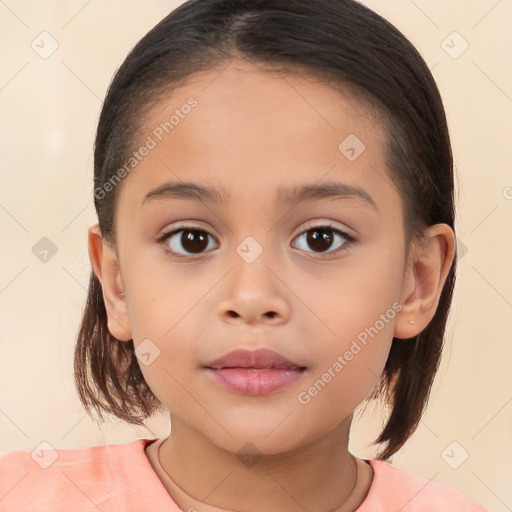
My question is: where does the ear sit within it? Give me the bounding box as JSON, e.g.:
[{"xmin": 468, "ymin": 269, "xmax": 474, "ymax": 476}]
[
  {"xmin": 88, "ymin": 224, "xmax": 132, "ymax": 341},
  {"xmin": 394, "ymin": 223, "xmax": 455, "ymax": 339}
]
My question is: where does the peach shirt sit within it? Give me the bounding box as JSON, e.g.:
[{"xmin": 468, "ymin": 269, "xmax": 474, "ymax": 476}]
[{"xmin": 0, "ymin": 438, "xmax": 488, "ymax": 511}]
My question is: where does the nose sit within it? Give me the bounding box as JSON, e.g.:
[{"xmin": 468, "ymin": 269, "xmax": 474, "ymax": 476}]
[{"xmin": 217, "ymin": 258, "xmax": 291, "ymax": 326}]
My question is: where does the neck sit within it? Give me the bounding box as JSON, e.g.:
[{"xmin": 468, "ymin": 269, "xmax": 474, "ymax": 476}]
[{"xmin": 153, "ymin": 415, "xmax": 367, "ymax": 512}]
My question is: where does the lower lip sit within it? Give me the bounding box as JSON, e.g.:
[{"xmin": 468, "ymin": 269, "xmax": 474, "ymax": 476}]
[{"xmin": 205, "ymin": 367, "xmax": 305, "ymax": 396}]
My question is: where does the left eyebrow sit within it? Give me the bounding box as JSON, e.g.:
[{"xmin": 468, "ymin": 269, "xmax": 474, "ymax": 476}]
[
  {"xmin": 276, "ymin": 180, "xmax": 378, "ymax": 212},
  {"xmin": 142, "ymin": 179, "xmax": 378, "ymax": 212}
]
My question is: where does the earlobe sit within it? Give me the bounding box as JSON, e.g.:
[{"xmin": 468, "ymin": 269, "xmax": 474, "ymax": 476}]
[
  {"xmin": 394, "ymin": 223, "xmax": 455, "ymax": 339},
  {"xmin": 88, "ymin": 224, "xmax": 132, "ymax": 342}
]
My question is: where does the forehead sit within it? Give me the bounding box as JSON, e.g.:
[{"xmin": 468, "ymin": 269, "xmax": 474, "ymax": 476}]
[
  {"xmin": 118, "ymin": 60, "xmax": 396, "ymax": 214},
  {"xmin": 141, "ymin": 60, "xmax": 382, "ymax": 144}
]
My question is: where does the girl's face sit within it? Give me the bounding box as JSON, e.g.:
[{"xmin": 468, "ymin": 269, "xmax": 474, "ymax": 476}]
[{"xmin": 102, "ymin": 61, "xmax": 416, "ymax": 454}]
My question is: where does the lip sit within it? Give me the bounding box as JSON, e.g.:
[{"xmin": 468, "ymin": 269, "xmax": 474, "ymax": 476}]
[
  {"xmin": 205, "ymin": 348, "xmax": 304, "ymax": 370},
  {"xmin": 204, "ymin": 348, "xmax": 307, "ymax": 396}
]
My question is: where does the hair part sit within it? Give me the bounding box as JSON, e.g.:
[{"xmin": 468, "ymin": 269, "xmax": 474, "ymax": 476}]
[{"xmin": 75, "ymin": 0, "xmax": 456, "ymax": 460}]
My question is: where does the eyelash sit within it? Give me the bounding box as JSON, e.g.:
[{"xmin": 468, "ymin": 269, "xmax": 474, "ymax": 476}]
[{"xmin": 155, "ymin": 223, "xmax": 356, "ymax": 259}]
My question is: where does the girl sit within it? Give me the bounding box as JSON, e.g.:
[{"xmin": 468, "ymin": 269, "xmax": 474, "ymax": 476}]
[{"xmin": 0, "ymin": 0, "xmax": 489, "ymax": 510}]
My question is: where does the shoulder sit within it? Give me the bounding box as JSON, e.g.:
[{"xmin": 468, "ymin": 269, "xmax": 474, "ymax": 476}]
[
  {"xmin": 357, "ymin": 459, "xmax": 488, "ymax": 512},
  {"xmin": 0, "ymin": 438, "xmax": 170, "ymax": 512}
]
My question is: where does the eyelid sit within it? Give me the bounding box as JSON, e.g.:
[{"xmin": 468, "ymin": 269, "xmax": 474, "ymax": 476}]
[
  {"xmin": 156, "ymin": 221, "xmax": 215, "ymax": 240},
  {"xmin": 156, "ymin": 221, "xmax": 356, "ymax": 258},
  {"xmin": 291, "ymin": 223, "xmax": 355, "ymax": 257},
  {"xmin": 295, "ymin": 220, "xmax": 355, "ymax": 240}
]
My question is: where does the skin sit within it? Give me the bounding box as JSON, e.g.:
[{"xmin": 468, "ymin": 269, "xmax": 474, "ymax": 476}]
[{"xmin": 88, "ymin": 60, "xmax": 455, "ymax": 511}]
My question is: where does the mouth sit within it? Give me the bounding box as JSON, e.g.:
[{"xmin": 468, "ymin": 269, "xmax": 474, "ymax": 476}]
[
  {"xmin": 204, "ymin": 348, "xmax": 307, "ymax": 396},
  {"xmin": 205, "ymin": 347, "xmax": 305, "ymax": 370}
]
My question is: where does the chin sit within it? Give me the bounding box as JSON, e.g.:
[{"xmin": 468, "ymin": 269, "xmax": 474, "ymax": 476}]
[{"xmin": 206, "ymin": 421, "xmax": 318, "ymax": 458}]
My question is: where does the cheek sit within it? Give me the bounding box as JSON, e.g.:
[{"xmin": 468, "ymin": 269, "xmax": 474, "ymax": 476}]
[
  {"xmin": 296, "ymin": 317, "xmax": 394, "ymax": 420},
  {"xmin": 133, "ymin": 320, "xmax": 201, "ymax": 417},
  {"xmin": 293, "ymin": 247, "xmax": 402, "ymax": 407},
  {"xmin": 121, "ymin": 265, "xmax": 202, "ymax": 403},
  {"xmin": 297, "ymin": 248, "xmax": 404, "ymax": 343},
  {"xmin": 124, "ymin": 255, "xmax": 219, "ymax": 341}
]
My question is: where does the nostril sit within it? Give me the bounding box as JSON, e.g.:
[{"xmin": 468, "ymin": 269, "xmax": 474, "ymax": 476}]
[{"xmin": 225, "ymin": 310, "xmax": 277, "ymax": 319}]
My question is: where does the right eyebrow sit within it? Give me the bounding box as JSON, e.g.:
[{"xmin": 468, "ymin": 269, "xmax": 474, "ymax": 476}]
[{"xmin": 142, "ymin": 181, "xmax": 230, "ymax": 206}]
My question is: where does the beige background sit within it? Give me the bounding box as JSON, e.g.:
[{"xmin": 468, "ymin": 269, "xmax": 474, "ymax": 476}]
[{"xmin": 0, "ymin": 1, "xmax": 510, "ymax": 510}]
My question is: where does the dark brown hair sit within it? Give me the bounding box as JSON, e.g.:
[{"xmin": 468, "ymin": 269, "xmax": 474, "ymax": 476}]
[{"xmin": 74, "ymin": 0, "xmax": 456, "ymax": 460}]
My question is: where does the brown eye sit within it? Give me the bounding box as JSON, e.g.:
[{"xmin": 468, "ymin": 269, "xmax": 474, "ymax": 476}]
[
  {"xmin": 292, "ymin": 226, "xmax": 352, "ymax": 254},
  {"xmin": 160, "ymin": 228, "xmax": 218, "ymax": 256},
  {"xmin": 180, "ymin": 230, "xmax": 209, "ymax": 253},
  {"xmin": 307, "ymin": 229, "xmax": 334, "ymax": 252}
]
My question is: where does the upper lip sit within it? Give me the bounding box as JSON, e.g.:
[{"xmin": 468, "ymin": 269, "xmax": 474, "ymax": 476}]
[{"xmin": 205, "ymin": 348, "xmax": 305, "ymax": 370}]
